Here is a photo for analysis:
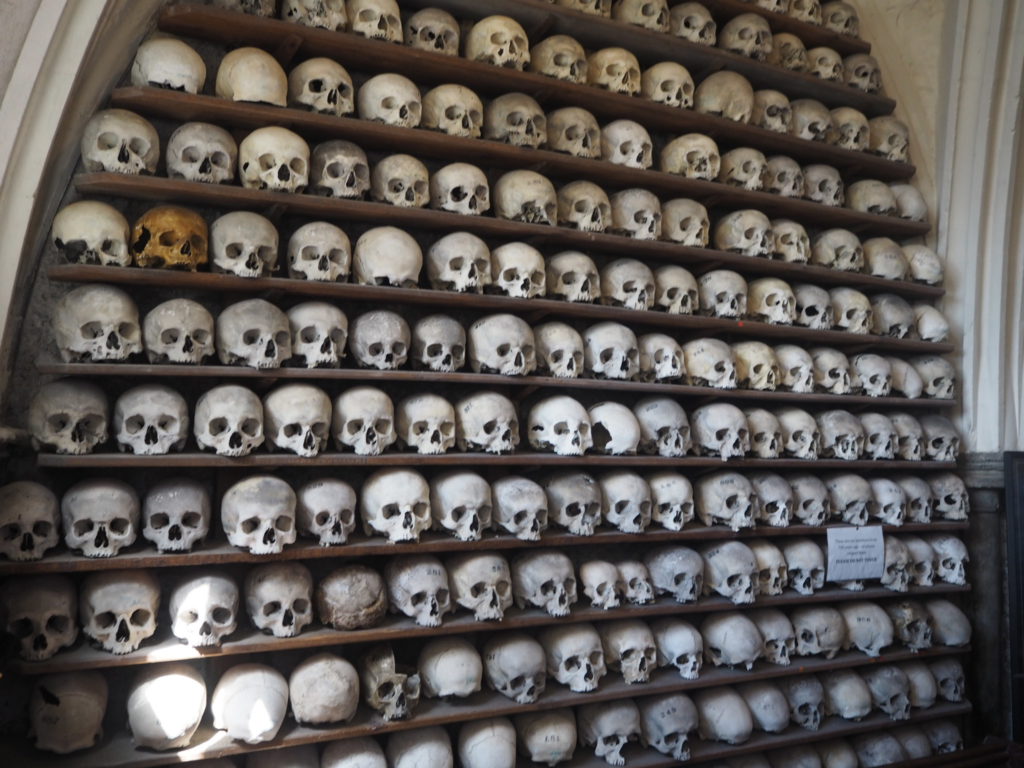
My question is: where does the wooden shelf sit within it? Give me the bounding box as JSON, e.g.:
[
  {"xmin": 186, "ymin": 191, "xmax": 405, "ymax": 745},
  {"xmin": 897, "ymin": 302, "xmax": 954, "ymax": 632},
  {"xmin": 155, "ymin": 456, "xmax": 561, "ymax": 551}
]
[
  {"xmin": 0, "ymin": 521, "xmax": 969, "ymax": 576},
  {"xmin": 34, "ymin": 361, "xmax": 957, "ymax": 411},
  {"xmin": 36, "ymin": 450, "xmax": 957, "ymax": 470},
  {"xmin": 13, "ymin": 594, "xmax": 969, "ymax": 674},
  {"xmin": 2, "ymin": 696, "xmax": 970, "ymax": 768},
  {"xmin": 160, "ymin": 2, "xmax": 895, "ymax": 118},
  {"xmin": 50, "ymin": 262, "xmax": 952, "ymax": 355}
]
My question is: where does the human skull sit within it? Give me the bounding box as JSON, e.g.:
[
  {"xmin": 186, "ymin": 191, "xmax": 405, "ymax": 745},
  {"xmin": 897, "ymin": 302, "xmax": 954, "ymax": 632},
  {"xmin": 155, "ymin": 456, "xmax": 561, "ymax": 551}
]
[
  {"xmin": 285, "ymin": 302, "xmax": 347, "ymax": 368},
  {"xmin": 168, "ymin": 572, "xmax": 238, "ymax": 647},
  {"xmin": 370, "ymin": 154, "xmax": 429, "ymax": 207},
  {"xmin": 823, "ymin": 472, "xmax": 871, "ymax": 525},
  {"xmin": 220, "ymin": 476, "xmax": 296, "ymax": 555},
  {"xmin": 348, "ymin": 0, "xmax": 401, "ymax": 42},
  {"xmin": 1, "ymin": 575, "xmax": 77, "ymax": 661},
  {"xmin": 360, "ymin": 469, "xmax": 430, "ymax": 542},
  {"xmin": 853, "ymin": 733, "xmax": 910, "ymax": 766},
  {"xmin": 482, "ymin": 632, "xmax": 546, "ymax": 705},
  {"xmin": 606, "ymin": 188, "xmax": 660, "ymax": 240},
  {"xmin": 140, "ymin": 478, "xmax": 209, "ymax": 552},
  {"xmin": 386, "ymin": 555, "xmax": 452, "ymax": 627},
  {"xmin": 80, "ymin": 569, "xmax": 159, "ymax": 653},
  {"xmin": 739, "ymin": 681, "xmax": 791, "ymax": 734},
  {"xmin": 418, "ymin": 637, "xmax": 483, "ymax": 698},
  {"xmin": 807, "ymin": 46, "xmax": 844, "ymax": 82},
  {"xmin": 645, "ymin": 545, "xmax": 703, "ymax": 602},
  {"xmin": 695, "ymin": 687, "xmax": 753, "ymax": 745},
  {"xmin": 543, "ymin": 471, "xmax": 602, "ymax": 535},
  {"xmin": 885, "ymin": 600, "xmax": 933, "ymax": 651},
  {"xmin": 650, "ymin": 618, "xmax": 703, "ymax": 679},
  {"xmin": 540, "ymin": 623, "xmax": 606, "ymax": 692},
  {"xmin": 409, "ymin": 314, "xmax": 465, "ymax": 373},
  {"xmin": 210, "ymin": 663, "xmax": 288, "ymax": 744},
  {"xmin": 775, "ymin": 345, "xmax": 814, "ymax": 392},
  {"xmin": 786, "ymin": 473, "xmax": 830, "ymax": 525},
  {"xmin": 638, "ymin": 693, "xmax": 698, "ymax": 762},
  {"xmin": 467, "ymin": 314, "xmax": 536, "ymax": 376},
  {"xmin": 309, "ymin": 140, "xmax": 371, "ymax": 199},
  {"xmin": 132, "ymin": 34, "xmax": 205, "ymax": 92},
  {"xmin": 900, "ymin": 661, "xmax": 938, "ymax": 709},
  {"xmin": 131, "ymin": 205, "xmax": 209, "ymax": 270},
  {"xmin": 578, "ymin": 699, "xmax": 642, "ymax": 766},
  {"xmin": 913, "ymin": 357, "xmax": 957, "ymax": 400},
  {"xmin": 330, "ymin": 386, "xmax": 396, "ymax": 456},
  {"xmin": 792, "ymin": 605, "xmax": 846, "ymax": 658},
  {"xmin": 670, "ymin": 2, "xmax": 716, "ymax": 43},
  {"xmin": 901, "ymin": 535, "xmax": 936, "ymax": 587},
  {"xmin": 754, "ymin": 92, "xmax": 793, "ymax": 134},
  {"xmin": 513, "ymin": 550, "xmax": 578, "ymax": 616},
  {"xmin": 287, "ymin": 57, "xmax": 354, "ymax": 116},
  {"xmin": 359, "ymin": 646, "xmax": 421, "ymax": 722},
  {"xmin": 823, "ymin": 1, "xmax": 859, "ymax": 34},
  {"xmin": 771, "ymin": 219, "xmax": 811, "ymax": 263},
  {"xmin": 780, "ymin": 676, "xmax": 825, "ymax": 731},
  {"xmin": 701, "ymin": 612, "xmax": 763, "ymax": 670},
  {"xmin": 748, "ymin": 278, "xmax": 796, "ymax": 325},
  {"xmin": 587, "ymin": 46, "xmax": 641, "ymax": 94},
  {"xmin": 906, "ymin": 244, "xmax": 944, "ymax": 284},
  {"xmin": 601, "ymin": 120, "xmax": 653, "ymax": 169},
  {"xmin": 346, "ymin": 310, "xmax": 409, "ymax": 370},
  {"xmin": 639, "ymin": 62, "xmax": 694, "ymax": 109},
  {"xmin": 861, "ymin": 666, "xmax": 912, "ymax": 720},
  {"xmin": 837, "ymin": 601, "xmax": 894, "ymax": 658},
  {"xmin": 929, "ymin": 658, "xmax": 965, "ymax": 702},
  {"xmin": 579, "ymin": 560, "xmax": 622, "ymax": 610},
  {"xmin": 397, "ymin": 393, "xmax": 457, "ymax": 456},
  {"xmin": 238, "ymin": 126, "xmax": 309, "ymax": 193},
  {"xmin": 847, "ymin": 179, "xmax": 898, "ymax": 216},
  {"xmin": 692, "ymin": 403, "xmax": 750, "ymax": 459},
  {"xmin": 427, "ymin": 162, "xmax": 491, "ymax": 216},
  {"xmin": 890, "ymin": 357, "xmax": 925, "ymax": 398},
  {"xmin": 515, "ymin": 709, "xmax": 577, "ymax": 767},
  {"xmin": 827, "ymin": 107, "xmax": 869, "ymax": 151},
  {"xmin": 209, "ymin": 210, "xmax": 279, "ymax": 277},
  {"xmin": 51, "ymin": 200, "xmax": 131, "ymax": 266},
  {"xmin": 316, "ymin": 564, "xmax": 387, "ymax": 632},
  {"xmin": 428, "ymin": 471, "xmax": 491, "ymax": 540},
  {"xmin": 529, "ymin": 34, "xmax": 587, "ymax": 84},
  {"xmin": 296, "ymin": 478, "xmax": 356, "ymax": 546},
  {"xmin": 714, "ymin": 210, "xmax": 773, "ymax": 257},
  {"xmin": 791, "ymin": 100, "xmax": 833, "ymax": 143},
  {"xmin": 851, "ymin": 354, "xmax": 892, "ymax": 397},
  {"xmin": 694, "ymin": 70, "xmax": 756, "ymax": 122},
  {"xmin": 696, "ymin": 472, "xmax": 756, "ymax": 531},
  {"xmin": 660, "ymin": 133, "xmax": 720, "ymax": 180},
  {"xmin": 803, "ymin": 164, "xmax": 844, "ymax": 206},
  {"xmin": 701, "ymin": 541, "xmax": 758, "ymax": 603},
  {"xmin": 871, "ymin": 294, "xmax": 915, "ymax": 339},
  {"xmin": 494, "ymin": 170, "xmax": 557, "ymax": 225},
  {"xmin": 926, "ymin": 599, "xmax": 971, "ymax": 646},
  {"xmin": 142, "ymin": 298, "xmax": 214, "ymax": 365},
  {"xmin": 719, "ymin": 148, "xmax": 768, "ymax": 191},
  {"xmin": 924, "ymin": 534, "xmax": 969, "ymax": 585},
  {"xmin": 352, "ymin": 229, "xmax": 421, "ymax": 289},
  {"xmin": 633, "ymin": 397, "xmax": 693, "ymax": 457},
  {"xmin": 455, "ymin": 391, "xmax": 519, "ymax": 453},
  {"xmin": 287, "ymin": 654, "xmax": 360, "ymax": 729},
  {"xmin": 357, "ymin": 73, "xmax": 421, "ymax": 127},
  {"xmin": 422, "ymin": 83, "xmax": 483, "ymax": 138},
  {"xmin": 683, "ymin": 338, "xmax": 737, "ymax": 389},
  {"xmin": 547, "ymin": 108, "xmax": 601, "ymax": 159},
  {"xmin": 844, "ymin": 52, "xmax": 882, "ymax": 92},
  {"xmin": 930, "ymin": 472, "xmax": 969, "ymax": 519},
  {"xmin": 812, "ymin": 228, "xmax": 864, "ymax": 271},
  {"xmin": 557, "ymin": 183, "xmax": 610, "ymax": 235},
  {"xmin": 830, "ymin": 287, "xmax": 873, "ymax": 333},
  {"xmin": 262, "ymin": 384, "xmax": 331, "ymax": 457},
  {"xmin": 915, "ymin": 305, "xmax": 951, "ymax": 343},
  {"xmin": 896, "ymin": 474, "xmax": 931, "ymax": 519},
  {"xmin": 750, "ymin": 474, "xmax": 793, "ymax": 529},
  {"xmin": 776, "ymin": 407, "xmax": 821, "ymax": 459},
  {"xmin": 698, "ymin": 270, "xmax": 748, "ymax": 318},
  {"xmin": 111, "ymin": 384, "xmax": 187, "ymax": 456},
  {"xmin": 466, "ymin": 15, "xmax": 530, "ymax": 69},
  {"xmin": 719, "ymin": 13, "xmax": 772, "ymax": 59},
  {"xmin": 280, "ymin": 0, "xmax": 347, "ymax": 29},
  {"xmin": 767, "ymin": 33, "xmax": 807, "ymax": 70},
  {"xmin": 765, "ymin": 155, "xmax": 805, "ymax": 198},
  {"xmin": 485, "ymin": 92, "xmax": 547, "ymax": 149},
  {"xmin": 215, "ymin": 298, "xmax": 290, "ymax": 369},
  {"xmin": 0, "ymin": 482, "xmax": 58, "ymax": 562},
  {"xmin": 792, "ymin": 284, "xmax": 833, "ymax": 331},
  {"xmin": 750, "ymin": 609, "xmax": 796, "ymax": 665},
  {"xmin": 817, "ymin": 410, "xmax": 865, "ymax": 460},
  {"xmin": 587, "ymin": 402, "xmax": 640, "ymax": 455},
  {"xmin": 405, "ymin": 7, "xmax": 459, "ymax": 55},
  {"xmin": 597, "ymin": 621, "xmax": 658, "ymax": 688},
  {"xmin": 286, "ymin": 221, "xmax": 350, "ymax": 282},
  {"xmin": 490, "ymin": 476, "xmax": 547, "ymax": 541},
  {"xmin": 29, "ymin": 671, "xmax": 107, "ymax": 754},
  {"xmin": 746, "ymin": 410, "xmax": 782, "ymax": 460},
  {"xmin": 53, "ymin": 284, "xmax": 141, "ymax": 363},
  {"xmin": 244, "ymin": 562, "xmax": 313, "ymax": 638},
  {"xmin": 879, "ymin": 535, "xmax": 912, "ymax": 591},
  {"xmin": 80, "ymin": 108, "xmax": 159, "ymax": 174},
  {"xmin": 166, "ymin": 122, "xmax": 236, "ymax": 184},
  {"xmin": 782, "ymin": 538, "xmax": 826, "ymax": 595}
]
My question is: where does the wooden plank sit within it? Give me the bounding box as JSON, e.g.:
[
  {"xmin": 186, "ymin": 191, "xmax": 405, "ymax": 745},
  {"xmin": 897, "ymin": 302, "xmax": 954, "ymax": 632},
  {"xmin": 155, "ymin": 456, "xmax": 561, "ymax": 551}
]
[
  {"xmin": 33, "ymin": 361, "xmax": 957, "ymax": 411},
  {"xmin": 0, "ymin": 522, "xmax": 970, "ymax": 576},
  {"xmin": 50, "ymin": 261, "xmax": 953, "ymax": 355}
]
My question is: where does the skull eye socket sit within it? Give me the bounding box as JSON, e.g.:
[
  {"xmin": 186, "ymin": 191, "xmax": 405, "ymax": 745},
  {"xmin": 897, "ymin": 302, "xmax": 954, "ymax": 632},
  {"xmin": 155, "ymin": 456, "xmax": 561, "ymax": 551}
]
[
  {"xmin": 130, "ymin": 609, "xmax": 151, "ymax": 626},
  {"xmin": 262, "ymin": 601, "xmax": 282, "ymax": 616},
  {"xmin": 211, "ymin": 607, "xmax": 232, "ymax": 624},
  {"xmin": 97, "ymin": 132, "xmax": 120, "ymax": 151},
  {"xmin": 275, "ymin": 515, "xmax": 293, "ymax": 532},
  {"xmin": 94, "ymin": 611, "xmax": 116, "ymax": 629},
  {"xmin": 240, "ymin": 517, "xmax": 260, "ymax": 534},
  {"xmin": 149, "ymin": 512, "xmax": 170, "ymax": 530}
]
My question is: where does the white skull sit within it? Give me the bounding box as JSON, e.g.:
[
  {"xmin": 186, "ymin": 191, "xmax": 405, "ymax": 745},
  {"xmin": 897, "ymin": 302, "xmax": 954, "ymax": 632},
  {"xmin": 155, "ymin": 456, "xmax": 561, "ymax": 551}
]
[
  {"xmin": 220, "ymin": 476, "xmax": 296, "ymax": 554},
  {"xmin": 862, "ymin": 666, "xmax": 912, "ymax": 720},
  {"xmin": 465, "ymin": 15, "xmax": 530, "ymax": 69},
  {"xmin": 0, "ymin": 481, "xmax": 59, "ymax": 562},
  {"xmin": 601, "ymin": 258, "xmax": 655, "ymax": 309},
  {"xmin": 112, "ymin": 384, "xmax": 188, "ymax": 456},
  {"xmin": 348, "ymin": 310, "xmax": 409, "ymax": 370},
  {"xmin": 792, "ymin": 284, "xmax": 833, "ymax": 330},
  {"xmin": 579, "ymin": 699, "xmax": 642, "ymax": 766},
  {"xmin": 613, "ymin": 0, "xmax": 669, "ymax": 28},
  {"xmin": 589, "ymin": 402, "xmax": 641, "ymax": 454},
  {"xmin": 790, "ymin": 100, "xmax": 834, "ymax": 144},
  {"xmin": 853, "ymin": 733, "xmax": 910, "ymax": 766},
  {"xmin": 59, "ymin": 478, "xmax": 138, "ymax": 558},
  {"xmin": 638, "ymin": 334, "xmax": 684, "ymax": 382},
  {"xmin": 652, "ymin": 265, "xmax": 699, "ymax": 316},
  {"xmin": 900, "ymin": 661, "xmax": 938, "ymax": 709},
  {"xmin": 455, "ymin": 391, "xmax": 520, "ymax": 453},
  {"xmin": 782, "ymin": 676, "xmax": 826, "ymax": 731},
  {"xmin": 238, "ymin": 126, "xmax": 309, "ymax": 192},
  {"xmin": 817, "ymin": 410, "xmax": 865, "ymax": 460},
  {"xmin": 54, "ymin": 284, "xmax": 142, "ymax": 363},
  {"xmin": 829, "ymin": 287, "xmax": 872, "ymax": 333},
  {"xmin": 926, "ymin": 598, "xmax": 971, "ymax": 646},
  {"xmin": 915, "ymin": 304, "xmax": 951, "ymax": 343},
  {"xmin": 141, "ymin": 478, "xmax": 209, "ymax": 552},
  {"xmin": 634, "ymin": 396, "xmax": 693, "ymax": 456},
  {"xmin": 166, "ymin": 122, "xmax": 236, "ymax": 184},
  {"xmin": 852, "ymin": 353, "xmax": 893, "ymax": 396},
  {"xmin": 534, "ymin": 322, "xmax": 584, "ymax": 379},
  {"xmin": 349, "ymin": 0, "xmax": 401, "ymax": 42},
  {"xmin": 582, "ymin": 322, "xmax": 638, "ymax": 380},
  {"xmin": 361, "ymin": 469, "xmax": 431, "ymax": 542},
  {"xmin": 558, "ymin": 180, "xmax": 610, "ymax": 231},
  {"xmin": 699, "ymin": 269, "xmax": 748, "ymax": 318},
  {"xmin": 530, "ymin": 35, "xmax": 588, "ymax": 83},
  {"xmin": 838, "ymin": 601, "xmax": 894, "ymax": 657},
  {"xmin": 287, "ymin": 302, "xmax": 347, "ymax": 368},
  {"xmin": 746, "ymin": 409, "xmax": 783, "ymax": 460},
  {"xmin": 823, "ymin": 1, "xmax": 860, "ymax": 34},
  {"xmin": 643, "ymin": 471, "xmax": 692, "ymax": 531},
  {"xmin": 51, "ymin": 200, "xmax": 131, "ymax": 266},
  {"xmin": 210, "ymin": 664, "xmax": 288, "ymax": 744},
  {"xmin": 695, "ymin": 687, "xmax": 753, "ymax": 745},
  {"xmin": 209, "ymin": 211, "xmax": 279, "ymax": 277},
  {"xmin": 694, "ymin": 71, "xmax": 755, "ymax": 122},
  {"xmin": 602, "ymin": 119, "xmax": 653, "ymax": 169},
  {"xmin": 750, "ymin": 474, "xmax": 793, "ymax": 529},
  {"xmin": 418, "ymin": 637, "xmax": 483, "ymax": 698},
  {"xmin": 701, "ymin": 612, "xmax": 763, "ymax": 669},
  {"xmin": 754, "ymin": 92, "xmax": 794, "ymax": 134},
  {"xmin": 448, "ymin": 552, "xmax": 513, "ymax": 621},
  {"xmin": 317, "ymin": 564, "xmax": 387, "ymax": 631},
  {"xmin": 513, "ymin": 549, "xmax": 578, "ymax": 617},
  {"xmin": 547, "ymin": 108, "xmax": 602, "ymax": 158},
  {"xmin": 860, "ymin": 413, "xmax": 898, "ymax": 461},
  {"xmin": 783, "ymin": 538, "xmax": 826, "ymax": 595},
  {"xmin": 216, "ymin": 298, "xmax": 291, "ymax": 369},
  {"xmin": 670, "ymin": 2, "xmax": 717, "ymax": 44},
  {"xmin": 483, "ymin": 632, "xmax": 547, "ymax": 704},
  {"xmin": 748, "ymin": 278, "xmax": 796, "ymax": 324},
  {"xmin": 638, "ymin": 693, "xmax": 698, "ymax": 762},
  {"xmin": 580, "ymin": 560, "xmax": 622, "ymax": 610},
  {"xmin": 494, "ymin": 170, "xmax": 557, "ymax": 225},
  {"xmin": 930, "ymin": 472, "xmax": 969, "ymax": 519},
  {"xmin": 929, "ymin": 658, "xmax": 965, "ymax": 702},
  {"xmin": 739, "ymin": 681, "xmax": 791, "ymax": 733},
  {"xmin": 777, "ymin": 407, "xmax": 820, "ymax": 458},
  {"xmin": 412, "ymin": 315, "xmax": 466, "ymax": 372},
  {"xmin": 468, "ymin": 314, "xmax": 537, "ymax": 375},
  {"xmin": 262, "ymin": 384, "xmax": 331, "ymax": 457},
  {"xmin": 847, "ymin": 179, "xmax": 898, "ymax": 216},
  {"xmin": 812, "ymin": 228, "xmax": 863, "ymax": 271},
  {"xmin": 280, "ymin": 0, "xmax": 347, "ymax": 29},
  {"xmin": 486, "ymin": 242, "xmax": 544, "ymax": 298},
  {"xmin": 405, "ymin": 7, "xmax": 459, "ymax": 55},
  {"xmin": 872, "ymin": 294, "xmax": 915, "ymax": 338},
  {"xmin": 540, "ymin": 623, "xmax": 606, "ymax": 692},
  {"xmin": 683, "ymin": 337, "xmax": 737, "ymax": 388},
  {"xmin": 397, "ymin": 394, "xmax": 456, "ymax": 455},
  {"xmin": 143, "ymin": 299, "xmax": 214, "ymax": 365},
  {"xmin": 879, "ymin": 534, "xmax": 912, "ymax": 591},
  {"xmin": 750, "ymin": 608, "xmax": 796, "ymax": 665},
  {"xmin": 885, "ymin": 599, "xmax": 934, "ymax": 651},
  {"xmin": 430, "ymin": 162, "xmax": 490, "ymax": 215},
  {"xmin": 80, "ymin": 108, "xmax": 159, "ymax": 174},
  {"xmin": 905, "ymin": 244, "xmax": 944, "ymax": 284},
  {"xmin": 807, "ymin": 46, "xmax": 844, "ymax": 82},
  {"xmin": 922, "ymin": 720, "xmax": 964, "ymax": 753},
  {"xmin": 824, "ymin": 472, "xmax": 871, "ymax": 525},
  {"xmin": 309, "ymin": 140, "xmax": 371, "ymax": 199},
  {"xmin": 787, "ymin": 473, "xmax": 830, "ymax": 525},
  {"xmin": 844, "ymin": 52, "xmax": 882, "ymax": 92},
  {"xmin": 544, "ymin": 471, "xmax": 602, "ymax": 535},
  {"xmin": 360, "ymin": 645, "xmax": 421, "ymax": 721},
  {"xmin": 80, "ymin": 569, "xmax": 159, "ymax": 654},
  {"xmin": 827, "ymin": 107, "xmax": 869, "ymax": 151},
  {"xmin": 357, "ymin": 73, "xmax": 421, "ymax": 127},
  {"xmin": 1, "ymin": 575, "xmax": 77, "ymax": 661},
  {"xmin": 652, "ymin": 618, "xmax": 703, "ymax": 678},
  {"xmin": 913, "ymin": 357, "xmax": 957, "ymax": 400},
  {"xmin": 545, "ymin": 251, "xmax": 599, "ymax": 303},
  {"xmin": 661, "ymin": 133, "xmax": 721, "ymax": 180},
  {"xmin": 288, "ymin": 57, "xmax": 354, "ymax": 116},
  {"xmin": 645, "ymin": 545, "xmax": 703, "ymax": 602},
  {"xmin": 902, "ymin": 535, "xmax": 936, "ymax": 586},
  {"xmin": 287, "ymin": 221, "xmax": 350, "ymax": 282},
  {"xmin": 719, "ymin": 13, "xmax": 772, "ymax": 59},
  {"xmin": 353, "ymin": 226, "xmax": 421, "ymax": 288},
  {"xmin": 771, "ymin": 220, "xmax": 811, "ymax": 264},
  {"xmin": 492, "ymin": 476, "xmax": 548, "ymax": 541},
  {"xmin": 332, "ymin": 386, "xmax": 396, "ymax": 455},
  {"xmin": 925, "ymin": 534, "xmax": 969, "ymax": 585},
  {"xmin": 430, "ymin": 471, "xmax": 492, "ymax": 540},
  {"xmin": 296, "ymin": 478, "xmax": 356, "ymax": 546},
  {"xmin": 642, "ymin": 61, "xmax": 695, "ymax": 107},
  {"xmin": 714, "ymin": 209, "xmax": 773, "ymax": 256},
  {"xmin": 169, "ymin": 572, "xmax": 238, "ymax": 647},
  {"xmin": 774, "ymin": 344, "xmax": 814, "ymax": 392},
  {"xmin": 370, "ymin": 154, "xmax": 428, "ymax": 207},
  {"xmin": 890, "ymin": 357, "xmax": 925, "ymax": 398},
  {"xmin": 702, "ymin": 541, "xmax": 758, "ymax": 603},
  {"xmin": 803, "ymin": 164, "xmax": 844, "ymax": 206},
  {"xmin": 587, "ymin": 47, "xmax": 641, "ymax": 94},
  {"xmin": 897, "ymin": 473, "xmax": 933, "ymax": 523},
  {"xmin": 385, "ymin": 555, "xmax": 452, "ymax": 626},
  {"xmin": 763, "ymin": 158, "xmax": 803, "ymax": 200},
  {"xmin": 661, "ymin": 199, "xmax": 710, "ymax": 246},
  {"xmin": 485, "ymin": 93, "xmax": 547, "ymax": 149},
  {"xmin": 610, "ymin": 188, "xmax": 662, "ymax": 239},
  {"xmin": 515, "ymin": 709, "xmax": 577, "ymax": 767},
  {"xmin": 692, "ymin": 403, "xmax": 750, "ymax": 459},
  {"xmin": 423, "ymin": 84, "xmax": 484, "ymax": 138},
  {"xmin": 768, "ymin": 33, "xmax": 807, "ymax": 70},
  {"xmin": 599, "ymin": 471, "xmax": 651, "ymax": 533},
  {"xmin": 244, "ymin": 562, "xmax": 313, "ymax": 638},
  {"xmin": 426, "ymin": 231, "xmax": 490, "ymax": 293},
  {"xmin": 132, "ymin": 35, "xmax": 205, "ymax": 93},
  {"xmin": 288, "ymin": 653, "xmax": 359, "ymax": 727},
  {"xmin": 29, "ymin": 672, "xmax": 107, "ymax": 754},
  {"xmin": 792, "ymin": 605, "xmax": 846, "ymax": 658}
]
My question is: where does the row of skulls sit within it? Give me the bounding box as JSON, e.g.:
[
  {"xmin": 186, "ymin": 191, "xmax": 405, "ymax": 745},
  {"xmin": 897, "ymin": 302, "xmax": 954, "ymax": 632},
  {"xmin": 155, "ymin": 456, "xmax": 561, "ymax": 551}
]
[
  {"xmin": 52, "ymin": 197, "xmax": 946, "ymax": 290},
  {"xmin": 0, "ymin": 523, "xmax": 969, "ymax": 663},
  {"xmin": 25, "ymin": 374, "xmax": 962, "ymax": 461}
]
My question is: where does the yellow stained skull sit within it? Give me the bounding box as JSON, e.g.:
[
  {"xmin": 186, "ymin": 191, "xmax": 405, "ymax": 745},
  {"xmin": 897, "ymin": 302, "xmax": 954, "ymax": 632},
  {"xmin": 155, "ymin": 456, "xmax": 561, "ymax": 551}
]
[{"xmin": 131, "ymin": 205, "xmax": 209, "ymax": 270}]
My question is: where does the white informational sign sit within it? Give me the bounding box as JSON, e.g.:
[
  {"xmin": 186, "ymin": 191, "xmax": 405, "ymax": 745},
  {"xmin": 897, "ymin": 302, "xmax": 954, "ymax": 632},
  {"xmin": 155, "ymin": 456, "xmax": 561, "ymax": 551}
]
[{"xmin": 826, "ymin": 525, "xmax": 885, "ymax": 582}]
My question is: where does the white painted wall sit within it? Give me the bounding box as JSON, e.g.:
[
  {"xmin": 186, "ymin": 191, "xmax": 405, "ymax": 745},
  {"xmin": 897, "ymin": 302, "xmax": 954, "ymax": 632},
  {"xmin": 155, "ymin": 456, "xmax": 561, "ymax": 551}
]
[{"xmin": 0, "ymin": 0, "xmax": 1019, "ymax": 451}]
